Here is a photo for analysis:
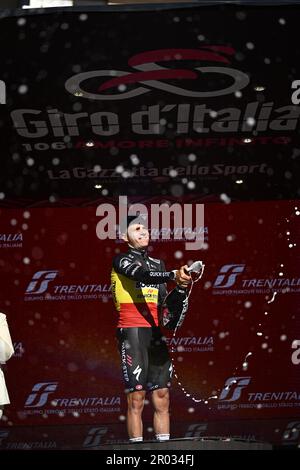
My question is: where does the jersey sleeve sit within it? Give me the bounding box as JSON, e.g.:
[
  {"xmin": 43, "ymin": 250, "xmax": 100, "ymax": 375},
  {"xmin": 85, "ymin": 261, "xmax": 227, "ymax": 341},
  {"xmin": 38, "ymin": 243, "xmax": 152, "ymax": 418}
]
[
  {"xmin": 158, "ymin": 260, "xmax": 168, "ymax": 308},
  {"xmin": 159, "ymin": 286, "xmax": 189, "ymax": 331},
  {"xmin": 113, "ymin": 254, "xmax": 174, "ymax": 284}
]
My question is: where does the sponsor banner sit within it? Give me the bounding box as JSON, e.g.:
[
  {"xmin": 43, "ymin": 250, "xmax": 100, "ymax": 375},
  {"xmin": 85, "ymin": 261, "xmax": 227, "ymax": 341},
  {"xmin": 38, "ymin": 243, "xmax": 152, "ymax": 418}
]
[
  {"xmin": 0, "ymin": 199, "xmax": 298, "ymax": 427},
  {"xmin": 0, "ymin": 6, "xmax": 300, "ymax": 202},
  {"xmin": 212, "ymin": 264, "xmax": 300, "ymax": 295},
  {"xmin": 166, "ymin": 336, "xmax": 214, "ymax": 353},
  {"xmin": 0, "ymin": 419, "xmax": 299, "ymax": 449},
  {"xmin": 24, "ymin": 270, "xmax": 112, "ymax": 302},
  {"xmin": 0, "ymin": 233, "xmax": 23, "ymax": 249},
  {"xmin": 21, "ymin": 382, "xmax": 121, "ymax": 417}
]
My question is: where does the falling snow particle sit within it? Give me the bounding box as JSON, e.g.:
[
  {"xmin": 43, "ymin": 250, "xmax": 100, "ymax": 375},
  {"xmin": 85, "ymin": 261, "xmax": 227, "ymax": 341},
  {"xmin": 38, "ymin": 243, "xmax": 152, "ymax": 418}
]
[
  {"xmin": 187, "ymin": 181, "xmax": 196, "ymax": 190},
  {"xmin": 220, "ymin": 193, "xmax": 231, "ymax": 204},
  {"xmin": 17, "ymin": 18, "xmax": 26, "ymax": 26},
  {"xmin": 79, "ymin": 14, "xmax": 88, "ymax": 21},
  {"xmin": 219, "ymin": 332, "xmax": 229, "ymax": 339},
  {"xmin": 130, "ymin": 155, "xmax": 140, "ymax": 165},
  {"xmin": 169, "ymin": 169, "xmax": 178, "ymax": 177},
  {"xmin": 18, "ymin": 85, "xmax": 28, "ymax": 95},
  {"xmin": 246, "ymin": 117, "xmax": 255, "ymax": 126}
]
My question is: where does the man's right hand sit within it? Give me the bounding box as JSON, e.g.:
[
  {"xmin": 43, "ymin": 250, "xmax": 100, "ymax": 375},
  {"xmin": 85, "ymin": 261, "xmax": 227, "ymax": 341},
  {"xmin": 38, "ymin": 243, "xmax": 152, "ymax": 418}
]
[{"xmin": 175, "ymin": 265, "xmax": 192, "ymax": 288}]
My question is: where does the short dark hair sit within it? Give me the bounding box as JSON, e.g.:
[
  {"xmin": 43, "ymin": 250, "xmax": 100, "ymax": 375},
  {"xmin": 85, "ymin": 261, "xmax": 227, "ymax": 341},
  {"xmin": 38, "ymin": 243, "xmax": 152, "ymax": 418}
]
[{"xmin": 120, "ymin": 213, "xmax": 147, "ymax": 235}]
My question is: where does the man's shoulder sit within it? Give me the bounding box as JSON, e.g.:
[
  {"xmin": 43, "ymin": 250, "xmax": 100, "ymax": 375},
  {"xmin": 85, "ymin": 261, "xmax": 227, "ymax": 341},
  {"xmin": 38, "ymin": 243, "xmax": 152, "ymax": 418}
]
[
  {"xmin": 148, "ymin": 255, "xmax": 162, "ymax": 265},
  {"xmin": 148, "ymin": 255, "xmax": 166, "ymax": 271},
  {"xmin": 112, "ymin": 251, "xmax": 134, "ymax": 268}
]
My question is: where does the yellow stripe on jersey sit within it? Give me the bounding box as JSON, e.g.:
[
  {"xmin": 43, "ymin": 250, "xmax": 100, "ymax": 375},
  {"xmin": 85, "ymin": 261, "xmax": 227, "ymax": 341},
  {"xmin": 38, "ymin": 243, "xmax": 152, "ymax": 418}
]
[{"xmin": 111, "ymin": 268, "xmax": 159, "ymax": 311}]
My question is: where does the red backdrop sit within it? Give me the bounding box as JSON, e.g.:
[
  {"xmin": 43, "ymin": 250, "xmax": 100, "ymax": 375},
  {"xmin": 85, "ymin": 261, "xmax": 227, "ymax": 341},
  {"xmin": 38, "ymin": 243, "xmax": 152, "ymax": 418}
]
[{"xmin": 0, "ymin": 198, "xmax": 299, "ymax": 447}]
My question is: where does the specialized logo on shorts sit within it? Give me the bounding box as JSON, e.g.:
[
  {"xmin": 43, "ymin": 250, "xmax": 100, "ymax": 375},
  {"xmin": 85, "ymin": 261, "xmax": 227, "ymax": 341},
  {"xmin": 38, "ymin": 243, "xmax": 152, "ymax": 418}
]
[{"xmin": 133, "ymin": 365, "xmax": 142, "ymax": 382}]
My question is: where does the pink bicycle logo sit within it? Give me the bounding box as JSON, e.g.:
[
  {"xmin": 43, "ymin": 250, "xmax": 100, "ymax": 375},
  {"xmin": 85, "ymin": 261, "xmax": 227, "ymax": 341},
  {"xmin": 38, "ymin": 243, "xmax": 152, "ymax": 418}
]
[{"xmin": 65, "ymin": 46, "xmax": 250, "ymax": 100}]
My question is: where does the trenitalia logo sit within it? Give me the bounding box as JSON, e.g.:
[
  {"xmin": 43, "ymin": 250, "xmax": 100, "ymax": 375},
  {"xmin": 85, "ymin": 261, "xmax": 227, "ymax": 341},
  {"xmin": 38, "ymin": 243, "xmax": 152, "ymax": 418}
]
[
  {"xmin": 25, "ymin": 270, "xmax": 59, "ymax": 295},
  {"xmin": 213, "ymin": 264, "xmax": 246, "ymax": 288},
  {"xmin": 65, "ymin": 47, "xmax": 250, "ymax": 101},
  {"xmin": 0, "ymin": 430, "xmax": 9, "ymax": 446},
  {"xmin": 282, "ymin": 421, "xmax": 300, "ymax": 444},
  {"xmin": 24, "ymin": 270, "xmax": 111, "ymax": 301},
  {"xmin": 83, "ymin": 427, "xmax": 108, "ymax": 448},
  {"xmin": 25, "ymin": 382, "xmax": 58, "ymax": 408},
  {"xmin": 219, "ymin": 377, "xmax": 252, "ymax": 402}
]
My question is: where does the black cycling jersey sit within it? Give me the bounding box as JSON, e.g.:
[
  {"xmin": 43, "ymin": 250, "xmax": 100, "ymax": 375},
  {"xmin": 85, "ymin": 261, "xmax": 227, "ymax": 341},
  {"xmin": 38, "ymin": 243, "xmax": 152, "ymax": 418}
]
[
  {"xmin": 111, "ymin": 246, "xmax": 189, "ymax": 329},
  {"xmin": 112, "ymin": 246, "xmax": 189, "ymax": 393}
]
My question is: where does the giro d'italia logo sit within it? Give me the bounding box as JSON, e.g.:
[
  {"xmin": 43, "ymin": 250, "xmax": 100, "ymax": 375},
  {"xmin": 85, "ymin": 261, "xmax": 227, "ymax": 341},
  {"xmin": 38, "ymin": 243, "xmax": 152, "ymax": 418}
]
[{"xmin": 65, "ymin": 46, "xmax": 250, "ymax": 101}]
